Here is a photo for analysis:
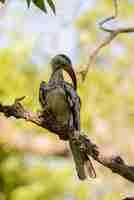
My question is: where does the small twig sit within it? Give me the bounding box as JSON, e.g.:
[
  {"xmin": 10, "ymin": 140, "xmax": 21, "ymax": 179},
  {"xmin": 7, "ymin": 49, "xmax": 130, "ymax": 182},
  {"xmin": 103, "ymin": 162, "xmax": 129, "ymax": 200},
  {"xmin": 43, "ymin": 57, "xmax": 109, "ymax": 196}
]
[
  {"xmin": 77, "ymin": 32, "xmax": 117, "ymax": 80},
  {"xmin": 1, "ymin": 100, "xmax": 134, "ymax": 183},
  {"xmin": 79, "ymin": 0, "xmax": 134, "ymax": 81},
  {"xmin": 99, "ymin": 0, "xmax": 118, "ymax": 33}
]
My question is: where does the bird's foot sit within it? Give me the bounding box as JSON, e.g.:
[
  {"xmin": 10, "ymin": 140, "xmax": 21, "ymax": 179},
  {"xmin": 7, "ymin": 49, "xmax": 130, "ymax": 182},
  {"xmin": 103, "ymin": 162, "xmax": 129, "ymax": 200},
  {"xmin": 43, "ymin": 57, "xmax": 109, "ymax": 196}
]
[{"xmin": 79, "ymin": 135, "xmax": 99, "ymax": 158}]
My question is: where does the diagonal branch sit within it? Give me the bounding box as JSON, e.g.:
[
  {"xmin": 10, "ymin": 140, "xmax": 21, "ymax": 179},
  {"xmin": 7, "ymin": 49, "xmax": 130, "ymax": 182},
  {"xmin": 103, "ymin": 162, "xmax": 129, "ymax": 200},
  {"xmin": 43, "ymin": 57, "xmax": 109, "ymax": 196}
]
[
  {"xmin": 79, "ymin": 0, "xmax": 134, "ymax": 81},
  {"xmin": 0, "ymin": 98, "xmax": 134, "ymax": 183},
  {"xmin": 0, "ymin": 97, "xmax": 73, "ymax": 140}
]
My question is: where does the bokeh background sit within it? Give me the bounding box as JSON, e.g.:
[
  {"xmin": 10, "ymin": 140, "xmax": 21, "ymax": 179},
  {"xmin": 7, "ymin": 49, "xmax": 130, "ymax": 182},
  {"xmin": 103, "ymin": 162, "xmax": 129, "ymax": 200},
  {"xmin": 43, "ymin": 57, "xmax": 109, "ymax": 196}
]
[{"xmin": 0, "ymin": 0, "xmax": 134, "ymax": 199}]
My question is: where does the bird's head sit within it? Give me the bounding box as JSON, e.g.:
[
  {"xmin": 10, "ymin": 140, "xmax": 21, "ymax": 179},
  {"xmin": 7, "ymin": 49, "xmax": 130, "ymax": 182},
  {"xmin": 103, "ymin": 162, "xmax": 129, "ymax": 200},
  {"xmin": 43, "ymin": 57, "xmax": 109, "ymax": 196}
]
[{"xmin": 51, "ymin": 54, "xmax": 77, "ymax": 89}]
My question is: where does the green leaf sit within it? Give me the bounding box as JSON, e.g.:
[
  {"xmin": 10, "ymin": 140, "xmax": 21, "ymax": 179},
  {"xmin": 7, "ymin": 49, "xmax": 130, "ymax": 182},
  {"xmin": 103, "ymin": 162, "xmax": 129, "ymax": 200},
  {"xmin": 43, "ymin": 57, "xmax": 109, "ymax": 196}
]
[
  {"xmin": 32, "ymin": 0, "xmax": 47, "ymax": 13},
  {"xmin": 0, "ymin": 0, "xmax": 5, "ymax": 3},
  {"xmin": 26, "ymin": 0, "xmax": 31, "ymax": 7},
  {"xmin": 47, "ymin": 0, "xmax": 56, "ymax": 14}
]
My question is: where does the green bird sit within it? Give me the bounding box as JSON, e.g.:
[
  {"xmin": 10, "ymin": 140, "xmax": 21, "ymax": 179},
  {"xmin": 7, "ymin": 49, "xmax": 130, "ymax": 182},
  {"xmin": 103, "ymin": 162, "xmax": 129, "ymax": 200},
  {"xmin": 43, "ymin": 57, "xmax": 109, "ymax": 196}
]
[{"xmin": 39, "ymin": 54, "xmax": 96, "ymax": 180}]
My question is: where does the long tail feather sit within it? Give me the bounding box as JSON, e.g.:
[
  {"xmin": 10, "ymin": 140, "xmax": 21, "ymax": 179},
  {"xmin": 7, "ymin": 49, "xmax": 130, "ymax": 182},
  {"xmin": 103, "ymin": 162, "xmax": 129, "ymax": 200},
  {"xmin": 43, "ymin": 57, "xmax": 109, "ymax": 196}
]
[
  {"xmin": 69, "ymin": 138, "xmax": 96, "ymax": 180},
  {"xmin": 69, "ymin": 139, "xmax": 86, "ymax": 180},
  {"xmin": 84, "ymin": 153, "xmax": 96, "ymax": 178}
]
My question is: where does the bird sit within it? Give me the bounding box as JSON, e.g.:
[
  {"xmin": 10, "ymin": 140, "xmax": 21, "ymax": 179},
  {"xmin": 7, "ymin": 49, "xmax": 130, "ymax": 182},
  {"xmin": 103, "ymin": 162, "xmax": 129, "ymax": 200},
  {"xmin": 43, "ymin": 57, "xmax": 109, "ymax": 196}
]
[{"xmin": 39, "ymin": 54, "xmax": 96, "ymax": 180}]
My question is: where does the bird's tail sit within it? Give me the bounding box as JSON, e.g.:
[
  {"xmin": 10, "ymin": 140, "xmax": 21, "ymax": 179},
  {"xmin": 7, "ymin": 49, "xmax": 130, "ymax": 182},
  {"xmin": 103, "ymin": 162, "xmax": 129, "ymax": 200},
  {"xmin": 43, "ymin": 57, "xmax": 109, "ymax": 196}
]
[
  {"xmin": 69, "ymin": 138, "xmax": 96, "ymax": 180},
  {"xmin": 83, "ymin": 153, "xmax": 96, "ymax": 178},
  {"xmin": 69, "ymin": 139, "xmax": 86, "ymax": 180}
]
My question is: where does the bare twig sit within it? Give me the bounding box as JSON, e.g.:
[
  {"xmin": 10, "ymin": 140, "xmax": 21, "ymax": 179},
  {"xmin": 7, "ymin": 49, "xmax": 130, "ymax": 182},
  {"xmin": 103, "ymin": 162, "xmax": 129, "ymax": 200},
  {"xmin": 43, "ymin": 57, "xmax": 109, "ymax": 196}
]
[
  {"xmin": 99, "ymin": 0, "xmax": 118, "ymax": 33},
  {"xmin": 0, "ymin": 99, "xmax": 134, "ymax": 183},
  {"xmin": 79, "ymin": 0, "xmax": 134, "ymax": 81}
]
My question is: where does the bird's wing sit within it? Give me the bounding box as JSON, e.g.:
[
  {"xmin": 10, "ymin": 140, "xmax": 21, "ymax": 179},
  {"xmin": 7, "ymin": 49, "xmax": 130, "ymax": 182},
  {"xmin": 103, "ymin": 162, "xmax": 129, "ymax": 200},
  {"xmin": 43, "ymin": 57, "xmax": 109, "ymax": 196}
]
[
  {"xmin": 39, "ymin": 81, "xmax": 48, "ymax": 107},
  {"xmin": 62, "ymin": 82, "xmax": 81, "ymax": 130}
]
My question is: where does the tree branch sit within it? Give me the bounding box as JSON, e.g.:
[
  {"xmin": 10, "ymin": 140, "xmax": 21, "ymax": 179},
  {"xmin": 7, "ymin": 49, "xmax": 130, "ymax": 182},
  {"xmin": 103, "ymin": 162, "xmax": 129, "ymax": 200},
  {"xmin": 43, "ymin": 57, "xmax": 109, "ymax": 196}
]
[
  {"xmin": 78, "ymin": 0, "xmax": 134, "ymax": 81},
  {"xmin": 99, "ymin": 0, "xmax": 118, "ymax": 33},
  {"xmin": 0, "ymin": 98, "xmax": 134, "ymax": 183},
  {"xmin": 0, "ymin": 96, "xmax": 73, "ymax": 140}
]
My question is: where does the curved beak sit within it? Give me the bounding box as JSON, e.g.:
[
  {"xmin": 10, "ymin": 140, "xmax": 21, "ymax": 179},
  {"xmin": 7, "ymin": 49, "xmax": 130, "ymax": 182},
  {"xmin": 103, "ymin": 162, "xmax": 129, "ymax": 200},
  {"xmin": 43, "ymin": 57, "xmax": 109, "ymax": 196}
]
[{"xmin": 63, "ymin": 64, "xmax": 77, "ymax": 90}]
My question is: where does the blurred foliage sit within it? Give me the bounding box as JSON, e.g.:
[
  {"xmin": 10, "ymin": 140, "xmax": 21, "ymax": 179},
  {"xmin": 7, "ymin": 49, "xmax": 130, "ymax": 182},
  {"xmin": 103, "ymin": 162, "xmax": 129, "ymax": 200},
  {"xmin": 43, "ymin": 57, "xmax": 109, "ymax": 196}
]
[
  {"xmin": 0, "ymin": 1, "xmax": 134, "ymax": 200},
  {"xmin": 0, "ymin": 0, "xmax": 56, "ymax": 14}
]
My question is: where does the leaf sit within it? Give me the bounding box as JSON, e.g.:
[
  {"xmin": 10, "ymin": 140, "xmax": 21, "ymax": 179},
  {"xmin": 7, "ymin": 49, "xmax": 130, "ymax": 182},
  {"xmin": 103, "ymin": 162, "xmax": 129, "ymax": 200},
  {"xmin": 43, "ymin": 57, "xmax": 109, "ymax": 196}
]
[
  {"xmin": 32, "ymin": 0, "xmax": 47, "ymax": 13},
  {"xmin": 0, "ymin": 0, "xmax": 5, "ymax": 3},
  {"xmin": 47, "ymin": 0, "xmax": 56, "ymax": 14},
  {"xmin": 26, "ymin": 0, "xmax": 31, "ymax": 7}
]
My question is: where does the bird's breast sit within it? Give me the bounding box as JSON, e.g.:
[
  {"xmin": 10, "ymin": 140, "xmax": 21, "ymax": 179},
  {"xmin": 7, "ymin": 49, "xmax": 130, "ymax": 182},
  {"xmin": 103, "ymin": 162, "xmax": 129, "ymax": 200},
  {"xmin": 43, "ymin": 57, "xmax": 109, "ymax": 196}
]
[{"xmin": 45, "ymin": 87, "xmax": 72, "ymax": 125}]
